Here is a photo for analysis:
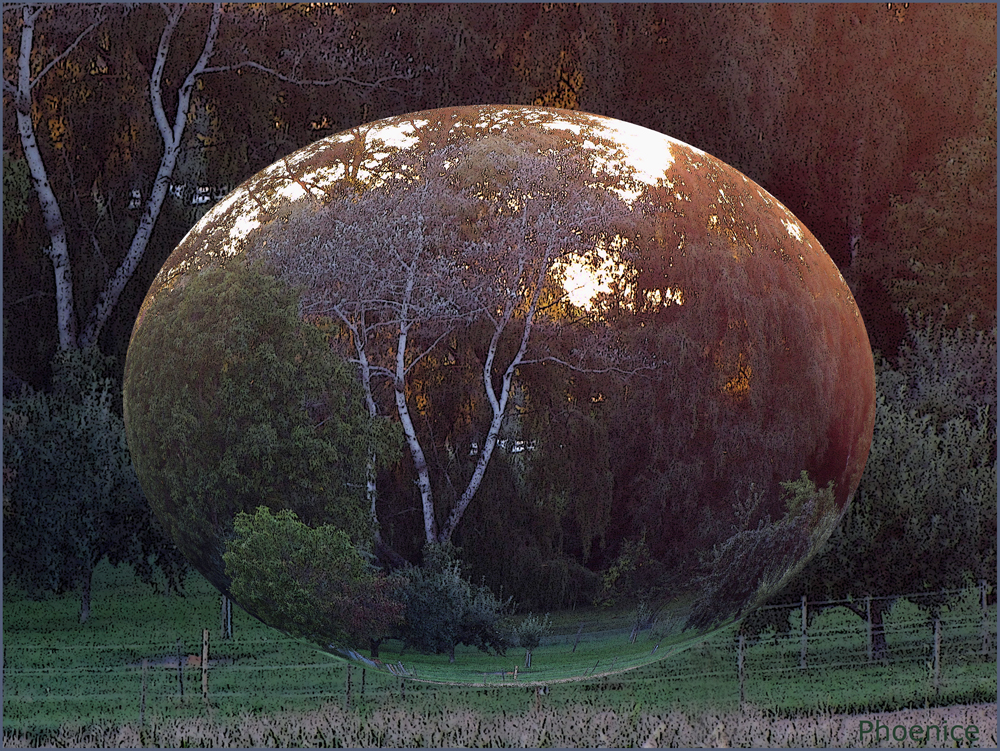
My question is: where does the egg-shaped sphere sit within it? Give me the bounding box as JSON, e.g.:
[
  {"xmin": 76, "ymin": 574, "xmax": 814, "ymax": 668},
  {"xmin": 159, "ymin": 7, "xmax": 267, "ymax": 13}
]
[{"xmin": 124, "ymin": 105, "xmax": 875, "ymax": 684}]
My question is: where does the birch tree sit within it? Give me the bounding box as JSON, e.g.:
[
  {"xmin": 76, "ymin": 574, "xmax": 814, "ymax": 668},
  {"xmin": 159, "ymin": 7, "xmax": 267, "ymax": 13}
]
[
  {"xmin": 2, "ymin": 2, "xmax": 420, "ymax": 352},
  {"xmin": 252, "ymin": 111, "xmax": 656, "ymax": 547}
]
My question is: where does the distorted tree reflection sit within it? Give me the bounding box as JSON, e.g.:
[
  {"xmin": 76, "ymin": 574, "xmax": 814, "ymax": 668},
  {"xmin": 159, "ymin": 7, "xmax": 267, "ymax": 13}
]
[{"xmin": 249, "ymin": 109, "xmax": 659, "ymax": 551}]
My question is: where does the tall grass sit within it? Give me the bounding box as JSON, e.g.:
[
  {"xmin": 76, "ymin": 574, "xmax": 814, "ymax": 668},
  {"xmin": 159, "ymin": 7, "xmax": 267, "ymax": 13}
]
[{"xmin": 4, "ymin": 700, "xmax": 996, "ymax": 748}]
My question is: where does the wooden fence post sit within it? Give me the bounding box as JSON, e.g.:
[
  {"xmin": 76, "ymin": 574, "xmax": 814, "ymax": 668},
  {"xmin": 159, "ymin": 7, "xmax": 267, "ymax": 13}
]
[
  {"xmin": 980, "ymin": 579, "xmax": 990, "ymax": 655},
  {"xmin": 932, "ymin": 617, "xmax": 941, "ymax": 697},
  {"xmin": 140, "ymin": 658, "xmax": 148, "ymax": 726},
  {"xmin": 202, "ymin": 628, "xmax": 209, "ymax": 704},
  {"xmin": 799, "ymin": 595, "xmax": 807, "ymax": 670},
  {"xmin": 737, "ymin": 632, "xmax": 746, "ymax": 710},
  {"xmin": 866, "ymin": 595, "xmax": 873, "ymax": 663},
  {"xmin": 176, "ymin": 639, "xmax": 184, "ymax": 699},
  {"xmin": 221, "ymin": 595, "xmax": 233, "ymax": 640}
]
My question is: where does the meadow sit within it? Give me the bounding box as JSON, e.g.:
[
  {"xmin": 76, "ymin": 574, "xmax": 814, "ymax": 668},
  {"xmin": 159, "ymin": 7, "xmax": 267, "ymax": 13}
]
[{"xmin": 3, "ymin": 558, "xmax": 996, "ymax": 747}]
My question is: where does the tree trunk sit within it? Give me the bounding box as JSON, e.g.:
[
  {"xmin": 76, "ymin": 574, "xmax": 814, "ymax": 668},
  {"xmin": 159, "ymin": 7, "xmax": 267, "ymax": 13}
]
[
  {"xmin": 870, "ymin": 599, "xmax": 891, "ymax": 662},
  {"xmin": 14, "ymin": 6, "xmax": 79, "ymax": 350},
  {"xmin": 79, "ymin": 569, "xmax": 92, "ymax": 624},
  {"xmin": 80, "ymin": 4, "xmax": 223, "ymax": 347},
  {"xmin": 393, "ymin": 278, "xmax": 438, "ymax": 542},
  {"xmin": 13, "ymin": 5, "xmax": 223, "ymax": 351},
  {"xmin": 439, "ymin": 254, "xmax": 547, "ymax": 543}
]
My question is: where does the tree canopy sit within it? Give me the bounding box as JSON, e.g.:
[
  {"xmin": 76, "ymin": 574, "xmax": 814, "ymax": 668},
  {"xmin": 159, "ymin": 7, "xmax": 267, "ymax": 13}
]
[
  {"xmin": 122, "ymin": 258, "xmax": 400, "ymax": 598},
  {"xmin": 3, "ymin": 346, "xmax": 188, "ymax": 622}
]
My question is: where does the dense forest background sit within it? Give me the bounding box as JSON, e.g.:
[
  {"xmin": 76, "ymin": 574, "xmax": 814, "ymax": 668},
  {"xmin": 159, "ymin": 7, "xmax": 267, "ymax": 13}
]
[
  {"xmin": 3, "ymin": 4, "xmax": 996, "ymax": 629},
  {"xmin": 4, "ymin": 3, "xmax": 996, "ymax": 383}
]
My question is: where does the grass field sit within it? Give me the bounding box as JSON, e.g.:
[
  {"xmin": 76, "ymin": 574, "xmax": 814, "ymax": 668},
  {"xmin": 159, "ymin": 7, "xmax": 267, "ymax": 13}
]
[{"xmin": 3, "ymin": 557, "xmax": 996, "ymax": 745}]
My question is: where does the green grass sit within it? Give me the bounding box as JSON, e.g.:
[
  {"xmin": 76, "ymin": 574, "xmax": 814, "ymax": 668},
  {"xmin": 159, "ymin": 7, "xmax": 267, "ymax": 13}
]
[{"xmin": 3, "ymin": 558, "xmax": 996, "ymax": 738}]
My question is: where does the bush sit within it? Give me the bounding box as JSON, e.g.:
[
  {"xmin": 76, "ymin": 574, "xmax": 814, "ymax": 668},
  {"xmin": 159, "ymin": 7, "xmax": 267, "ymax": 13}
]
[
  {"xmin": 398, "ymin": 542, "xmax": 512, "ymax": 662},
  {"xmin": 223, "ymin": 506, "xmax": 405, "ymax": 650}
]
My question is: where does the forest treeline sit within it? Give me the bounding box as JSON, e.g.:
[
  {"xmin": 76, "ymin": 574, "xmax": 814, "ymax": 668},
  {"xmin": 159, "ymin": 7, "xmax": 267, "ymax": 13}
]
[
  {"xmin": 3, "ymin": 4, "xmax": 996, "ymax": 653},
  {"xmin": 4, "ymin": 4, "xmax": 995, "ymax": 382}
]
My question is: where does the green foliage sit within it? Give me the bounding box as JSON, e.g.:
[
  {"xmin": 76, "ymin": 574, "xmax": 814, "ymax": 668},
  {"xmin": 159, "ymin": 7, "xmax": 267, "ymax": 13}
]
[
  {"xmin": 883, "ymin": 68, "xmax": 997, "ymax": 329},
  {"xmin": 2, "ymin": 151, "xmax": 31, "ymax": 231},
  {"xmin": 445, "ymin": 442, "xmax": 602, "ymax": 613},
  {"xmin": 525, "ymin": 400, "xmax": 616, "ymax": 561},
  {"xmin": 595, "ymin": 535, "xmax": 665, "ymax": 608},
  {"xmin": 398, "ymin": 542, "xmax": 511, "ymax": 661},
  {"xmin": 123, "ymin": 259, "xmax": 397, "ymax": 593},
  {"xmin": 223, "ymin": 506, "xmax": 405, "ymax": 650},
  {"xmin": 684, "ymin": 472, "xmax": 839, "ymax": 633},
  {"xmin": 754, "ymin": 316, "xmax": 997, "ymax": 638},
  {"xmin": 512, "ymin": 612, "xmax": 552, "ymax": 652},
  {"xmin": 877, "ymin": 310, "xmax": 996, "ymax": 431},
  {"xmin": 511, "ymin": 611, "xmax": 551, "ymax": 667},
  {"xmin": 3, "ymin": 346, "xmax": 188, "ymax": 618},
  {"xmin": 780, "ymin": 470, "xmax": 838, "ymax": 526}
]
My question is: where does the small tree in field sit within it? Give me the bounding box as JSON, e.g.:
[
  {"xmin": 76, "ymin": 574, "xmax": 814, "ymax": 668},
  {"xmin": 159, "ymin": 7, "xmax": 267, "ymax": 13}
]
[
  {"xmin": 513, "ymin": 612, "xmax": 552, "ymax": 668},
  {"xmin": 223, "ymin": 506, "xmax": 406, "ymax": 651},
  {"xmin": 399, "ymin": 542, "xmax": 511, "ymax": 662}
]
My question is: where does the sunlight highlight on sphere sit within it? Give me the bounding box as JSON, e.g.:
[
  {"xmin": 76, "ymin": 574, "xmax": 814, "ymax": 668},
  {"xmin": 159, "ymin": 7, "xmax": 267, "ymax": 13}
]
[{"xmin": 124, "ymin": 105, "xmax": 876, "ymax": 687}]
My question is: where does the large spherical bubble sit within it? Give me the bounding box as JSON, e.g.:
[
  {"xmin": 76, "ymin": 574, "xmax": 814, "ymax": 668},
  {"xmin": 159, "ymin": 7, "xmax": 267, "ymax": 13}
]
[{"xmin": 124, "ymin": 105, "xmax": 875, "ymax": 685}]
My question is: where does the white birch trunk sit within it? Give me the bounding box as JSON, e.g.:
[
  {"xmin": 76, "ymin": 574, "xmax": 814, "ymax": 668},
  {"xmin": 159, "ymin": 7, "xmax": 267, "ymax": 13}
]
[
  {"xmin": 14, "ymin": 6, "xmax": 78, "ymax": 349},
  {"xmin": 393, "ymin": 271, "xmax": 438, "ymax": 542},
  {"xmin": 438, "ymin": 250, "xmax": 549, "ymax": 542},
  {"xmin": 10, "ymin": 4, "xmax": 222, "ymax": 350},
  {"xmin": 353, "ymin": 327, "xmax": 382, "ymax": 534},
  {"xmin": 79, "ymin": 4, "xmax": 223, "ymax": 347}
]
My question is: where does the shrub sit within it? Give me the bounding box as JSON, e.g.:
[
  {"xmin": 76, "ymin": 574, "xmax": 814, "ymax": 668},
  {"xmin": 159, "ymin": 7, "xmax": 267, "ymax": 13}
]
[
  {"xmin": 223, "ymin": 506, "xmax": 405, "ymax": 650},
  {"xmin": 398, "ymin": 542, "xmax": 512, "ymax": 662}
]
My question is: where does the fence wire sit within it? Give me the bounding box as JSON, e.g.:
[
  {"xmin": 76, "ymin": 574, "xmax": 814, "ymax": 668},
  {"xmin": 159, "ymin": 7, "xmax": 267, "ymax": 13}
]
[{"xmin": 4, "ymin": 587, "xmax": 996, "ymax": 712}]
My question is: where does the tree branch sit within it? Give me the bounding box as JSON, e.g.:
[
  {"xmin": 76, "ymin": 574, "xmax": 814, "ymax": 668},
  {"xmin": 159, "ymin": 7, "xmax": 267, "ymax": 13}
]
[
  {"xmin": 200, "ymin": 60, "xmax": 415, "ymax": 91},
  {"xmin": 148, "ymin": 4, "xmax": 183, "ymax": 142},
  {"xmin": 403, "ymin": 327, "xmax": 456, "ymax": 377},
  {"xmin": 79, "ymin": 3, "xmax": 223, "ymax": 348},
  {"xmin": 519, "ymin": 355, "xmax": 661, "ymax": 376},
  {"xmin": 29, "ymin": 8, "xmax": 105, "ymax": 89}
]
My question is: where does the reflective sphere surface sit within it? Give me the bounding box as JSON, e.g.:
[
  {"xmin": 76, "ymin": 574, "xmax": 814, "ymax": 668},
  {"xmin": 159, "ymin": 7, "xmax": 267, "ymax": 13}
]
[{"xmin": 124, "ymin": 105, "xmax": 875, "ymax": 685}]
